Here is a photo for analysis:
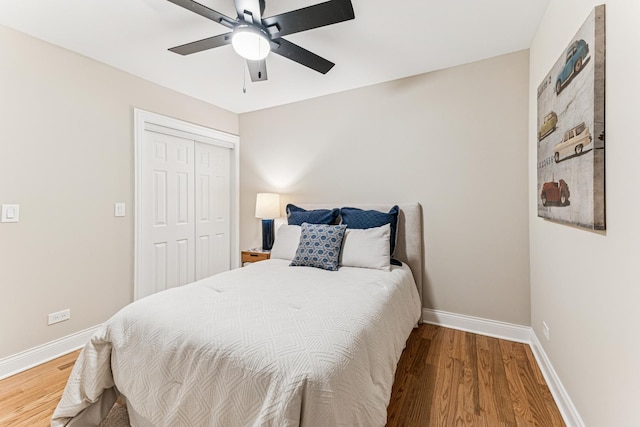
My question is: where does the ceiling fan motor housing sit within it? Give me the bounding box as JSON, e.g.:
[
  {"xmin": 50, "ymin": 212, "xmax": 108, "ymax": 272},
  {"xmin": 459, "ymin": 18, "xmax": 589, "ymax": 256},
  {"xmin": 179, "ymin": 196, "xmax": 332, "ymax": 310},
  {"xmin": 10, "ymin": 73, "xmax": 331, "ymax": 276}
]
[{"xmin": 232, "ymin": 24, "xmax": 272, "ymax": 60}]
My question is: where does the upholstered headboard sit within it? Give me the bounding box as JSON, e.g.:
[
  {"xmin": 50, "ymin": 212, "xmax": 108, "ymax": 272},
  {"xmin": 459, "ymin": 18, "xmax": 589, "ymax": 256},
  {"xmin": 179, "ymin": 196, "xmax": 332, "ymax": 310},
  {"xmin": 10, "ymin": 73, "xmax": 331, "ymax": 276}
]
[{"xmin": 296, "ymin": 203, "xmax": 424, "ymax": 304}]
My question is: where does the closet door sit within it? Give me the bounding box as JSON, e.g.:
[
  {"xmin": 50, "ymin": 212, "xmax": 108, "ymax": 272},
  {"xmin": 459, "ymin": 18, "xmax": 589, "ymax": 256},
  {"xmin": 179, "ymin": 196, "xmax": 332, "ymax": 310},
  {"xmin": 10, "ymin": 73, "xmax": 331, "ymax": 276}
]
[
  {"xmin": 195, "ymin": 142, "xmax": 231, "ymax": 280},
  {"xmin": 135, "ymin": 110, "xmax": 237, "ymax": 301},
  {"xmin": 140, "ymin": 130, "xmax": 196, "ymax": 298}
]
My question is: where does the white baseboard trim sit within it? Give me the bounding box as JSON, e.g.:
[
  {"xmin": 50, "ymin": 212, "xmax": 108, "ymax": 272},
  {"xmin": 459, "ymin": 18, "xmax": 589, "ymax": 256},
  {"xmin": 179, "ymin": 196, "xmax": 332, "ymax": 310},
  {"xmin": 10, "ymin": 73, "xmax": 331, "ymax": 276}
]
[
  {"xmin": 422, "ymin": 308, "xmax": 583, "ymax": 427},
  {"xmin": 529, "ymin": 330, "xmax": 585, "ymax": 427},
  {"xmin": 0, "ymin": 325, "xmax": 101, "ymax": 380},
  {"xmin": 422, "ymin": 308, "xmax": 531, "ymax": 343}
]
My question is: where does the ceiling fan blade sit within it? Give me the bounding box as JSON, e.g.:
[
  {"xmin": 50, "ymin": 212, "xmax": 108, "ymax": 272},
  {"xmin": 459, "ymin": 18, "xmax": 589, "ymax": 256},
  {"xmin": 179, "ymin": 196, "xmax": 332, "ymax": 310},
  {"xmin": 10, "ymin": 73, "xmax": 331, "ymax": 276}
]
[
  {"xmin": 234, "ymin": 0, "xmax": 264, "ymax": 23},
  {"xmin": 166, "ymin": 0, "xmax": 237, "ymax": 29},
  {"xmin": 246, "ymin": 59, "xmax": 268, "ymax": 82},
  {"xmin": 271, "ymin": 38, "xmax": 334, "ymax": 74},
  {"xmin": 169, "ymin": 33, "xmax": 232, "ymax": 55},
  {"xmin": 262, "ymin": 0, "xmax": 354, "ymax": 37}
]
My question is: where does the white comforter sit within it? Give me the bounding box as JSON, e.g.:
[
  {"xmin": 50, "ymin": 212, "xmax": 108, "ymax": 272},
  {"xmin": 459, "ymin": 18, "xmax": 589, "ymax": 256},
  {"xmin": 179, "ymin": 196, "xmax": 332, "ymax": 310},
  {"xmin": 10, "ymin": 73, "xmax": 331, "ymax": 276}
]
[{"xmin": 52, "ymin": 259, "xmax": 421, "ymax": 427}]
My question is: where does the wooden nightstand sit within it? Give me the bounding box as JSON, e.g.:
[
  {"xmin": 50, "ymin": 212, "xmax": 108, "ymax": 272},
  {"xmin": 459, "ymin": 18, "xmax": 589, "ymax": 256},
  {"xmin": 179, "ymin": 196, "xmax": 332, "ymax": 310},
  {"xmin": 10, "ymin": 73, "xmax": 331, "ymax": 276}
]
[{"xmin": 241, "ymin": 249, "xmax": 271, "ymax": 265}]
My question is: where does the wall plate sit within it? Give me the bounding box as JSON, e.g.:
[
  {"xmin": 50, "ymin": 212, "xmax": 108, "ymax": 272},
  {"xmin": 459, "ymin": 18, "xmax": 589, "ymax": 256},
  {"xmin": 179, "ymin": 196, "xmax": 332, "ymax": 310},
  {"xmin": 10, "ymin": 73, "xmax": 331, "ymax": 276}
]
[
  {"xmin": 1, "ymin": 205, "xmax": 20, "ymax": 223},
  {"xmin": 114, "ymin": 203, "xmax": 126, "ymax": 217}
]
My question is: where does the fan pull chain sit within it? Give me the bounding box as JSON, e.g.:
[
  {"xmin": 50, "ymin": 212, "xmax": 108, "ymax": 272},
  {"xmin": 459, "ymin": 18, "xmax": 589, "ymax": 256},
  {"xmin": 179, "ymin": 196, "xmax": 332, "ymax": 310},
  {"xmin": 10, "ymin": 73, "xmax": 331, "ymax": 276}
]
[{"xmin": 243, "ymin": 64, "xmax": 247, "ymax": 94}]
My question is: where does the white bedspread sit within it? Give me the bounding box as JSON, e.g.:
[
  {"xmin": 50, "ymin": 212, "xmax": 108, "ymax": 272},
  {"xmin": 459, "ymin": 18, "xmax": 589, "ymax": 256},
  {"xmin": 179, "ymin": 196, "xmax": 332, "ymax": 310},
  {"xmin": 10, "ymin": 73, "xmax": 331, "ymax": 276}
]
[{"xmin": 52, "ymin": 259, "xmax": 421, "ymax": 427}]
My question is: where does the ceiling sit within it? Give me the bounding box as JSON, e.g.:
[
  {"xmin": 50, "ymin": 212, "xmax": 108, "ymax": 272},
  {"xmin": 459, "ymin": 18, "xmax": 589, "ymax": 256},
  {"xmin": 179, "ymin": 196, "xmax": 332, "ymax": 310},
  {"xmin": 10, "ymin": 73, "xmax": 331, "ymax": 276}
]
[{"xmin": 0, "ymin": 0, "xmax": 549, "ymax": 113}]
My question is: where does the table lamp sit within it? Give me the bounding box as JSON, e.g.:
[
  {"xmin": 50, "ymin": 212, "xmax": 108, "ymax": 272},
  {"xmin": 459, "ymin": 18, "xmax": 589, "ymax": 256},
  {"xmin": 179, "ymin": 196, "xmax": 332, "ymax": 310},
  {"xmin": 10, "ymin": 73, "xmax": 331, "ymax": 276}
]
[{"xmin": 255, "ymin": 193, "xmax": 280, "ymax": 250}]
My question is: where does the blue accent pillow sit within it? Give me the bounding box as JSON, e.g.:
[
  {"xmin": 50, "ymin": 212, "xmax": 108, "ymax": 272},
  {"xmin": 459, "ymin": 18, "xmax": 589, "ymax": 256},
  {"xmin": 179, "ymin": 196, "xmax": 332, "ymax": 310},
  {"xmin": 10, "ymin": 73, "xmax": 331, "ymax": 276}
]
[
  {"xmin": 286, "ymin": 204, "xmax": 340, "ymax": 226},
  {"xmin": 340, "ymin": 206, "xmax": 399, "ymax": 255},
  {"xmin": 290, "ymin": 223, "xmax": 347, "ymax": 271}
]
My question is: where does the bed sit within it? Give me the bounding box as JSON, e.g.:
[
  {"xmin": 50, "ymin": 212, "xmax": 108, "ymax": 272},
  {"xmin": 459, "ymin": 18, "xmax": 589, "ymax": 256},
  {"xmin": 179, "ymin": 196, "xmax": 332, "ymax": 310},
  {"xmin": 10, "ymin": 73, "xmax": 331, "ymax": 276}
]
[{"xmin": 51, "ymin": 203, "xmax": 424, "ymax": 427}]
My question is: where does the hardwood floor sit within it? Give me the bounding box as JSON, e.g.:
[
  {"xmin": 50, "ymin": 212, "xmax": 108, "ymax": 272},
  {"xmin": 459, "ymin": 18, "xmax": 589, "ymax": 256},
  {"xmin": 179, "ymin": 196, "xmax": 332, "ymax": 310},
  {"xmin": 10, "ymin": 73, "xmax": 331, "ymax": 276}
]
[
  {"xmin": 0, "ymin": 350, "xmax": 80, "ymax": 426},
  {"xmin": 387, "ymin": 324, "xmax": 565, "ymax": 426},
  {"xmin": 0, "ymin": 325, "xmax": 564, "ymax": 426}
]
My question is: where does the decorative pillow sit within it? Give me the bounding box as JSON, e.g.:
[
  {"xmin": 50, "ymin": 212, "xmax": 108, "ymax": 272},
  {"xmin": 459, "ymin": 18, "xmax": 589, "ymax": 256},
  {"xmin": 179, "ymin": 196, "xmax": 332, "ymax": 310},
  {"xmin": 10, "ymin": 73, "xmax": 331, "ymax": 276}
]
[
  {"xmin": 340, "ymin": 205, "xmax": 399, "ymax": 255},
  {"xmin": 340, "ymin": 224, "xmax": 391, "ymax": 271},
  {"xmin": 286, "ymin": 204, "xmax": 340, "ymax": 226},
  {"xmin": 290, "ymin": 223, "xmax": 347, "ymax": 271},
  {"xmin": 270, "ymin": 225, "xmax": 302, "ymax": 261}
]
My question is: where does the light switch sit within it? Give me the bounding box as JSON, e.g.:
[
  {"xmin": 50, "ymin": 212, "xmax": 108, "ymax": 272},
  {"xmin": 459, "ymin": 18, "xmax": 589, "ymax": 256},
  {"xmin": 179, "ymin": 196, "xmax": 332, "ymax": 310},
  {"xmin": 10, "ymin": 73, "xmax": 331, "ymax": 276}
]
[
  {"xmin": 114, "ymin": 203, "xmax": 126, "ymax": 217},
  {"xmin": 1, "ymin": 204, "xmax": 20, "ymax": 223}
]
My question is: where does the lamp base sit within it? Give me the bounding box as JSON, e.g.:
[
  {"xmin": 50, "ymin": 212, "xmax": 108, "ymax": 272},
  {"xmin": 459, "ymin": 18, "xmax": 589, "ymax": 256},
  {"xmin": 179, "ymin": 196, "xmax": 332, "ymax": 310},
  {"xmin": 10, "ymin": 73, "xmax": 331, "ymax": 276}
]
[{"xmin": 261, "ymin": 219, "xmax": 275, "ymax": 251}]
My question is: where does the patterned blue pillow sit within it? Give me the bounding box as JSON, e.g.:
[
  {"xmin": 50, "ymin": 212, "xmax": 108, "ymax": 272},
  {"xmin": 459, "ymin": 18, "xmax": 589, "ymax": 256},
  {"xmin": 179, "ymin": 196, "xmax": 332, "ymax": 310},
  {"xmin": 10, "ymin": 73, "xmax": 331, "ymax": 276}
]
[
  {"xmin": 290, "ymin": 223, "xmax": 347, "ymax": 271},
  {"xmin": 286, "ymin": 204, "xmax": 340, "ymax": 226},
  {"xmin": 340, "ymin": 206, "xmax": 399, "ymax": 255}
]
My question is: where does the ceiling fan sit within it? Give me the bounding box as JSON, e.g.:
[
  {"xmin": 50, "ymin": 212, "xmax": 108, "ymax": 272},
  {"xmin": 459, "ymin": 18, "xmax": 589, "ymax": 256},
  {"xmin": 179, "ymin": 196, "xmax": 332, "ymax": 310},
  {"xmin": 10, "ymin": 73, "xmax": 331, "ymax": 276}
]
[{"xmin": 166, "ymin": 0, "xmax": 355, "ymax": 82}]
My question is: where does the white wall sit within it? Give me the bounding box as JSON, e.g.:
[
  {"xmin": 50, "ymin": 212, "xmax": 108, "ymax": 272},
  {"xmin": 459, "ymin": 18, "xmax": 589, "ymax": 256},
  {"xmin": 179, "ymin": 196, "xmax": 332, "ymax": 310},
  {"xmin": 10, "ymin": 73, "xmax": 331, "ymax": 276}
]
[
  {"xmin": 529, "ymin": 1, "xmax": 640, "ymax": 425},
  {"xmin": 240, "ymin": 51, "xmax": 531, "ymax": 326},
  {"xmin": 0, "ymin": 25, "xmax": 238, "ymax": 358}
]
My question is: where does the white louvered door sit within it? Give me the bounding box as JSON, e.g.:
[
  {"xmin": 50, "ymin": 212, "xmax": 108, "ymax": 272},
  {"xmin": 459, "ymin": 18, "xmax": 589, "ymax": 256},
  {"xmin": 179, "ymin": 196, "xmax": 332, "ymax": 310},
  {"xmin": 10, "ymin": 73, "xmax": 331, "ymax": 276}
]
[{"xmin": 139, "ymin": 130, "xmax": 231, "ymax": 299}]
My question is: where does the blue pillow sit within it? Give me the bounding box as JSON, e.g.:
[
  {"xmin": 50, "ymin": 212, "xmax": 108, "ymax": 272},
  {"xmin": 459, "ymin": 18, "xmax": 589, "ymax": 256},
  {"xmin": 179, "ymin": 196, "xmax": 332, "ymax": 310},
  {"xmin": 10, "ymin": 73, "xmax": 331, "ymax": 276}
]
[
  {"xmin": 286, "ymin": 204, "xmax": 340, "ymax": 226},
  {"xmin": 290, "ymin": 223, "xmax": 347, "ymax": 271},
  {"xmin": 340, "ymin": 206, "xmax": 399, "ymax": 255}
]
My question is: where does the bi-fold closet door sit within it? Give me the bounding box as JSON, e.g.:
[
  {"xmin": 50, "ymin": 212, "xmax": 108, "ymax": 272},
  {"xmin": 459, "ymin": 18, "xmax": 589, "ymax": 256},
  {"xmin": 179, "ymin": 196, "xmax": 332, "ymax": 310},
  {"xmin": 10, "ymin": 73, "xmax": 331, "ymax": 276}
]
[{"xmin": 138, "ymin": 128, "xmax": 231, "ymax": 299}]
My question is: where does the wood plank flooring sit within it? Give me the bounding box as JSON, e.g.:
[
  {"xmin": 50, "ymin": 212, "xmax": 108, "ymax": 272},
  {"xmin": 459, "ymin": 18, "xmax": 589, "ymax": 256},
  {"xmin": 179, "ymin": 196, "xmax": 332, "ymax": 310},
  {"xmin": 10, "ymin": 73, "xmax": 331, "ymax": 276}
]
[
  {"xmin": 0, "ymin": 350, "xmax": 80, "ymax": 426},
  {"xmin": 386, "ymin": 324, "xmax": 565, "ymax": 426},
  {"xmin": 0, "ymin": 325, "xmax": 564, "ymax": 426}
]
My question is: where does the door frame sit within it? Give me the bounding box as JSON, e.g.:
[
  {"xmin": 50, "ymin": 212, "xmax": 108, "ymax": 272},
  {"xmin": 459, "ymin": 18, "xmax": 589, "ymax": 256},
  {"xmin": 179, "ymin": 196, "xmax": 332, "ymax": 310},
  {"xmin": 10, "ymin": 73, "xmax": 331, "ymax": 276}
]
[{"xmin": 133, "ymin": 108, "xmax": 240, "ymax": 300}]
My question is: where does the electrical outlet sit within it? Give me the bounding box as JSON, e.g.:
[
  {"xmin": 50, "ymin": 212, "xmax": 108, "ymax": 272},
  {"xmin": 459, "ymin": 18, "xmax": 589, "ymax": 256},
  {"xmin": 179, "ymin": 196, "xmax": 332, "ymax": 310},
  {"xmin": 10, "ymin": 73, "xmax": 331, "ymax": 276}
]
[
  {"xmin": 542, "ymin": 321, "xmax": 550, "ymax": 341},
  {"xmin": 48, "ymin": 309, "xmax": 71, "ymax": 325}
]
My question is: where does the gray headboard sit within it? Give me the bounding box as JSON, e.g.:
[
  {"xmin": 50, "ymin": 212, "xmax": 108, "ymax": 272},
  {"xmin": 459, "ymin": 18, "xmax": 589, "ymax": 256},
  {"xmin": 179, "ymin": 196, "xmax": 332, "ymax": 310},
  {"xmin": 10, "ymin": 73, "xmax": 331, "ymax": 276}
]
[{"xmin": 296, "ymin": 203, "xmax": 424, "ymax": 304}]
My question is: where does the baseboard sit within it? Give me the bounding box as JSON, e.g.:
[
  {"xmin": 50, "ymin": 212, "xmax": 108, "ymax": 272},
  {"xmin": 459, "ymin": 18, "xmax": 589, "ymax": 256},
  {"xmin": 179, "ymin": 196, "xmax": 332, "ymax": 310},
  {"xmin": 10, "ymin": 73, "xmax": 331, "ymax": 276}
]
[
  {"xmin": 422, "ymin": 308, "xmax": 531, "ymax": 343},
  {"xmin": 422, "ymin": 308, "xmax": 583, "ymax": 427},
  {"xmin": 529, "ymin": 330, "xmax": 585, "ymax": 427},
  {"xmin": 0, "ymin": 325, "xmax": 101, "ymax": 380}
]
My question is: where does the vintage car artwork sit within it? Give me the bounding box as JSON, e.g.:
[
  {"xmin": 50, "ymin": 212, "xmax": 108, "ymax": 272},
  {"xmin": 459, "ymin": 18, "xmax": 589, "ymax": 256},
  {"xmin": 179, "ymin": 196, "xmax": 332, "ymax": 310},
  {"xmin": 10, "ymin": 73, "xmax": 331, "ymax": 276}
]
[
  {"xmin": 538, "ymin": 111, "xmax": 558, "ymax": 141},
  {"xmin": 541, "ymin": 179, "xmax": 570, "ymax": 207},
  {"xmin": 555, "ymin": 39, "xmax": 589, "ymax": 94},
  {"xmin": 553, "ymin": 122, "xmax": 592, "ymax": 162}
]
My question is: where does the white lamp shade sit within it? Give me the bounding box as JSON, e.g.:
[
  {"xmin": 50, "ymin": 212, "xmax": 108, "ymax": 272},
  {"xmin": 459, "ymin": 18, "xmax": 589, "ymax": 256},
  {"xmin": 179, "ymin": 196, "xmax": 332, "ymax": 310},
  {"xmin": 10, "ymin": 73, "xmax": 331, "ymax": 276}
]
[
  {"xmin": 232, "ymin": 27, "xmax": 271, "ymax": 61},
  {"xmin": 255, "ymin": 193, "xmax": 280, "ymax": 219}
]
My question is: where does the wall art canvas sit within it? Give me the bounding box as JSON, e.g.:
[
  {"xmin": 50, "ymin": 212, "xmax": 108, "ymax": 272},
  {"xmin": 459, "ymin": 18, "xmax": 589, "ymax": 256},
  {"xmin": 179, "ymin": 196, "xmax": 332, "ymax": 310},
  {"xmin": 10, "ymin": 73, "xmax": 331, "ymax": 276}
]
[{"xmin": 537, "ymin": 5, "xmax": 605, "ymax": 230}]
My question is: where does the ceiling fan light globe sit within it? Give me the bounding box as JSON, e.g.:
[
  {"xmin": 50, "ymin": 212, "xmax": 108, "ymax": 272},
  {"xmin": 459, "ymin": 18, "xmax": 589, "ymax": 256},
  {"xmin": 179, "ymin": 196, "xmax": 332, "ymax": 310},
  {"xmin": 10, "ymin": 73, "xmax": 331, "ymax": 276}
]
[{"xmin": 232, "ymin": 27, "xmax": 271, "ymax": 61}]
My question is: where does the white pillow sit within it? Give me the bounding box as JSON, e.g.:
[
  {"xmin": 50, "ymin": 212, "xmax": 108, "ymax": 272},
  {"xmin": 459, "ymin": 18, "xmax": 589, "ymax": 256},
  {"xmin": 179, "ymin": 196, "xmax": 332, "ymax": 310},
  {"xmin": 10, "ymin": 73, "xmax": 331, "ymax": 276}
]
[
  {"xmin": 270, "ymin": 225, "xmax": 302, "ymax": 260},
  {"xmin": 339, "ymin": 224, "xmax": 391, "ymax": 271}
]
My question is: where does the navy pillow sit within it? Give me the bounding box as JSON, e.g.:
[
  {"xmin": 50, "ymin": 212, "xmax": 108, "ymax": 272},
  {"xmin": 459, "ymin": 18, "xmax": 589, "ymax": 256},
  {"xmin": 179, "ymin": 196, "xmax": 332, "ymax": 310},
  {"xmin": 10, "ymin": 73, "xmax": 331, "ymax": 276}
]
[
  {"xmin": 286, "ymin": 204, "xmax": 340, "ymax": 226},
  {"xmin": 340, "ymin": 206, "xmax": 399, "ymax": 255},
  {"xmin": 290, "ymin": 223, "xmax": 347, "ymax": 271}
]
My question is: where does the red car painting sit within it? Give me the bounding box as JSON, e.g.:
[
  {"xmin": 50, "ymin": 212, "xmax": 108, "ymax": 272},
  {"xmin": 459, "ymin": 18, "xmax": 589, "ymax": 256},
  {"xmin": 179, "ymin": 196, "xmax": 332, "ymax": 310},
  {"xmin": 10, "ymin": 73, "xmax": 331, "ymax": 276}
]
[{"xmin": 541, "ymin": 179, "xmax": 570, "ymax": 207}]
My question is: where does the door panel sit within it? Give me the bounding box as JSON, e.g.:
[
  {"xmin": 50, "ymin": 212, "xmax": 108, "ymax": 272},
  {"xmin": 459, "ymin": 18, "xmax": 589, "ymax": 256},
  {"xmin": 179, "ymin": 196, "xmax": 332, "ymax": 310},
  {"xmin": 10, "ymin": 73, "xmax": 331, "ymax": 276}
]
[
  {"xmin": 153, "ymin": 171, "xmax": 168, "ymax": 226},
  {"xmin": 176, "ymin": 238, "xmax": 190, "ymax": 287},
  {"xmin": 195, "ymin": 142, "xmax": 231, "ymax": 280},
  {"xmin": 140, "ymin": 130, "xmax": 195, "ymax": 298},
  {"xmin": 153, "ymin": 243, "xmax": 168, "ymax": 293},
  {"xmin": 139, "ymin": 131, "xmax": 232, "ymax": 299}
]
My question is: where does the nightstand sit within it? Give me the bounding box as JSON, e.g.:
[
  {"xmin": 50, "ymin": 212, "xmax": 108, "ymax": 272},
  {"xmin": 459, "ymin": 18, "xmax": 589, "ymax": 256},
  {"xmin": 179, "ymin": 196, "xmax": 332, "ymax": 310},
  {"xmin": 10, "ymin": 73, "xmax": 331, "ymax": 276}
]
[{"xmin": 241, "ymin": 248, "xmax": 271, "ymax": 265}]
